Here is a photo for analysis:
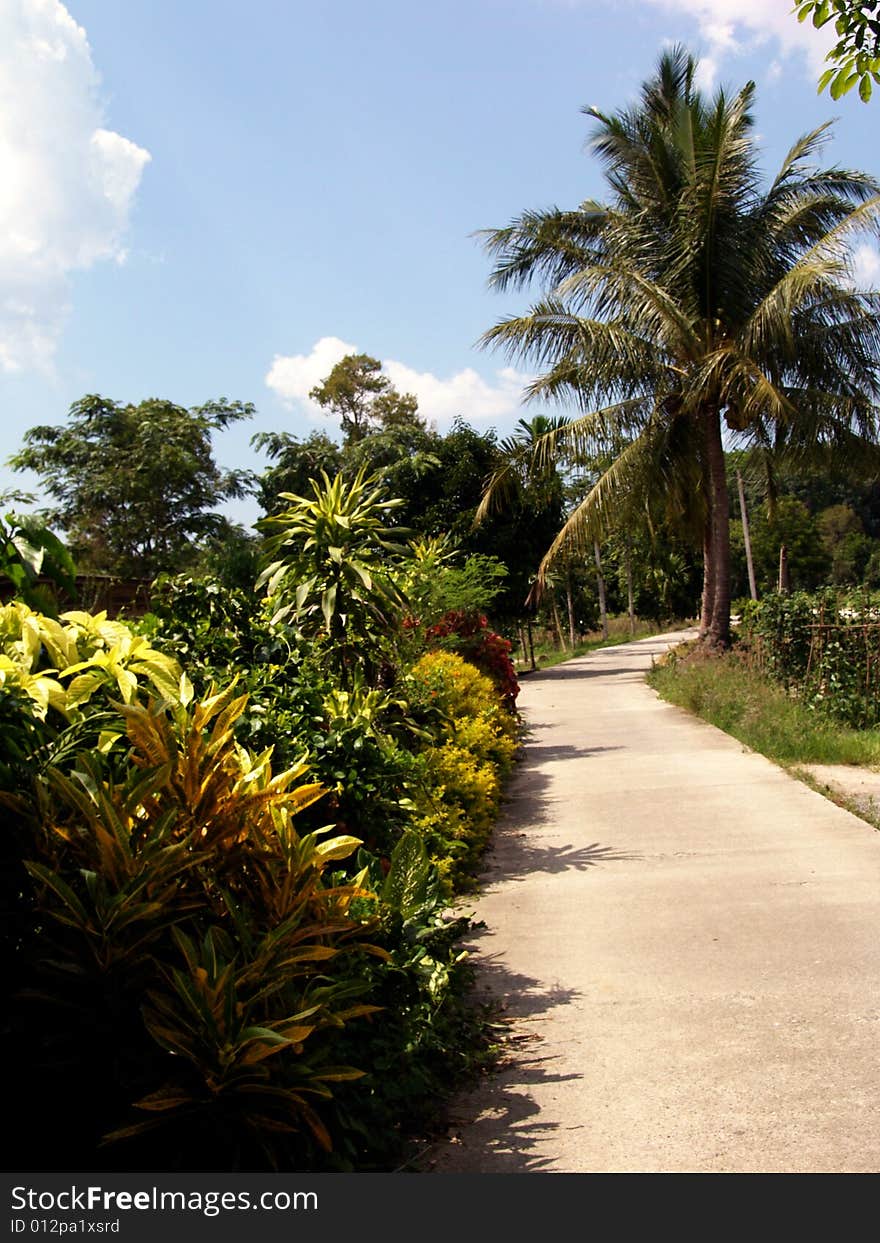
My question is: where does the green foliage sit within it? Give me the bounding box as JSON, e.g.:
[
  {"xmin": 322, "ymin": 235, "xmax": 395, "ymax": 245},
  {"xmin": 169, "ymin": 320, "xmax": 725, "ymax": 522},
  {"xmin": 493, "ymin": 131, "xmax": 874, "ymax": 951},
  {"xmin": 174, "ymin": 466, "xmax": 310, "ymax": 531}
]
[
  {"xmin": 8, "ymin": 395, "xmax": 254, "ymax": 578},
  {"xmin": 145, "ymin": 574, "xmax": 268, "ymax": 675},
  {"xmin": 251, "ymin": 430, "xmax": 343, "ymax": 517},
  {"xmin": 308, "ymin": 353, "xmax": 423, "ymax": 445},
  {"xmin": 478, "ymin": 44, "xmax": 880, "ymax": 648},
  {"xmin": 2, "ymin": 476, "xmax": 517, "ymax": 1171},
  {"xmin": 250, "ymin": 415, "xmax": 564, "ymax": 628},
  {"xmin": 0, "ymin": 511, "xmax": 77, "ymax": 615},
  {"xmin": 256, "ymin": 467, "xmax": 411, "ymax": 682},
  {"xmin": 323, "ymin": 837, "xmax": 488, "ymax": 1169},
  {"xmin": 796, "ymin": 1, "xmax": 880, "ymax": 100},
  {"xmin": 744, "ymin": 589, "xmax": 880, "ymax": 727},
  {"xmin": 817, "ymin": 504, "xmax": 873, "ymax": 584},
  {"xmin": 401, "ymin": 535, "xmax": 509, "ymax": 626},
  {"xmin": 8, "ymin": 683, "xmax": 383, "ymax": 1169},
  {"xmin": 731, "ymin": 497, "xmax": 831, "ymax": 597}
]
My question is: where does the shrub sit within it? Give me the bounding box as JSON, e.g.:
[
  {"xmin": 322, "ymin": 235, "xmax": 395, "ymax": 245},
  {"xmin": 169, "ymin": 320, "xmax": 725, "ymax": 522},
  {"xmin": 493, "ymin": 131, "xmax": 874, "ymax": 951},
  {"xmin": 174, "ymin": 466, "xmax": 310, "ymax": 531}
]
[
  {"xmin": 6, "ymin": 683, "xmax": 383, "ymax": 1171},
  {"xmin": 407, "ymin": 651, "xmax": 517, "ymax": 887},
  {"xmin": 423, "ymin": 610, "xmax": 519, "ymax": 708},
  {"xmin": 743, "ymin": 588, "xmax": 880, "ymax": 728},
  {"xmin": 318, "ymin": 835, "xmax": 489, "ymax": 1169},
  {"xmin": 409, "ymin": 647, "xmax": 515, "ymax": 729}
]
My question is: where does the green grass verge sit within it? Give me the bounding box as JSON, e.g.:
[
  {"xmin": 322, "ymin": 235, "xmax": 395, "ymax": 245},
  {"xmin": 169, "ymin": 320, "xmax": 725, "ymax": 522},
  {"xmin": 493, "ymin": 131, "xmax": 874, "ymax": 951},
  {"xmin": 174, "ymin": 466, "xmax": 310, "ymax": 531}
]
[{"xmin": 647, "ymin": 645, "xmax": 880, "ymax": 767}]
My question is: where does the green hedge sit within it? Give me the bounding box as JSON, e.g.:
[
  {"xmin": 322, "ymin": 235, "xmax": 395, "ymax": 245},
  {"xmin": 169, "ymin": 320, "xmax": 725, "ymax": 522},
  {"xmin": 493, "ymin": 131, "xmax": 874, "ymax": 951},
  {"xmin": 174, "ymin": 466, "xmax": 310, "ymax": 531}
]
[{"xmin": 743, "ymin": 589, "xmax": 880, "ymax": 728}]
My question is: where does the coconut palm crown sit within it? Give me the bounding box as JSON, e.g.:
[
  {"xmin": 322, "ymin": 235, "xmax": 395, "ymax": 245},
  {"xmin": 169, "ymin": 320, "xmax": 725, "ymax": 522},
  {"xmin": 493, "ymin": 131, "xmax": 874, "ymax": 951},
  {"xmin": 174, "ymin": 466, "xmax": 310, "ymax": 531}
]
[{"xmin": 477, "ymin": 46, "xmax": 880, "ymax": 647}]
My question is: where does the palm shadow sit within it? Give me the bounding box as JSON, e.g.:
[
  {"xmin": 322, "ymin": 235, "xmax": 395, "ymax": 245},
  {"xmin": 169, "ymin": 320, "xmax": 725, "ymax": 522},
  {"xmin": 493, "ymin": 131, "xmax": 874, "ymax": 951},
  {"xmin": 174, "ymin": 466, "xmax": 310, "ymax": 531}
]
[
  {"xmin": 421, "ymin": 952, "xmax": 583, "ymax": 1173},
  {"xmin": 481, "ymin": 763, "xmax": 640, "ymax": 881}
]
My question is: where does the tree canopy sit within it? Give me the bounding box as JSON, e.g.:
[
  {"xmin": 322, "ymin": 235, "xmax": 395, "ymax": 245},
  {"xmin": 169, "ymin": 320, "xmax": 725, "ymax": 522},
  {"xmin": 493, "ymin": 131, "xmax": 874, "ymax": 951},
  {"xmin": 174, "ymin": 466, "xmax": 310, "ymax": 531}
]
[
  {"xmin": 309, "ymin": 353, "xmax": 423, "ymax": 444},
  {"xmin": 9, "ymin": 395, "xmax": 254, "ymax": 579}
]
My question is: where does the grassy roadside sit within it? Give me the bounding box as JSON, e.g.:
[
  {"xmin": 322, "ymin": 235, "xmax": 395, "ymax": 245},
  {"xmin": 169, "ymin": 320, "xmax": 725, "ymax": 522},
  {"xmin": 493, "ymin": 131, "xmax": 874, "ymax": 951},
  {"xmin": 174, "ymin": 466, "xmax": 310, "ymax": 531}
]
[{"xmin": 646, "ymin": 643, "xmax": 880, "ymax": 768}]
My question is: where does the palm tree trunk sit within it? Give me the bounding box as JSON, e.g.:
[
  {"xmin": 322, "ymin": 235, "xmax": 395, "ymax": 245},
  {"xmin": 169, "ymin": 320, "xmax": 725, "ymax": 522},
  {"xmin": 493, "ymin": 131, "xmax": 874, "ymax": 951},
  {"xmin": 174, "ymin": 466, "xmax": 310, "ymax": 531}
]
[
  {"xmin": 625, "ymin": 538, "xmax": 635, "ymax": 635},
  {"xmin": 703, "ymin": 410, "xmax": 731, "ymax": 649},
  {"xmin": 593, "ymin": 540, "xmax": 608, "ymax": 640},
  {"xmin": 566, "ymin": 575, "xmax": 577, "ymax": 648}
]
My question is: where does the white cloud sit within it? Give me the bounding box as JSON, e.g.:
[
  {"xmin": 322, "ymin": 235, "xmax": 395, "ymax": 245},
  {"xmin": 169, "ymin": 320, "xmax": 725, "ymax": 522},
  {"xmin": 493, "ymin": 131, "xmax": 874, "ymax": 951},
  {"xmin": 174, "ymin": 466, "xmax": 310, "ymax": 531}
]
[
  {"xmin": 693, "ymin": 55, "xmax": 719, "ymax": 93},
  {"xmin": 265, "ymin": 336, "xmax": 359, "ymax": 411},
  {"xmin": 852, "ymin": 243, "xmax": 880, "ymax": 287},
  {"xmin": 383, "ymin": 360, "xmax": 530, "ymax": 425},
  {"xmin": 644, "ymin": 0, "xmax": 836, "ymax": 81},
  {"xmin": 0, "ymin": 1, "xmax": 151, "ymax": 372},
  {"xmin": 265, "ymin": 336, "xmax": 531, "ymax": 429}
]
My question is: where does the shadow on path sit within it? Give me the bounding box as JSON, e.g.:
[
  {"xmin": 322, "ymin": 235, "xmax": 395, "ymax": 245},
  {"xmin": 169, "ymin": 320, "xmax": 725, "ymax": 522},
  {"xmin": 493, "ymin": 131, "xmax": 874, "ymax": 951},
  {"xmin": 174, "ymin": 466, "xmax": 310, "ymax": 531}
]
[
  {"xmin": 483, "ymin": 763, "xmax": 639, "ymax": 881},
  {"xmin": 527, "ymin": 743, "xmax": 624, "ymax": 761},
  {"xmin": 422, "ymin": 945, "xmax": 582, "ymax": 1173},
  {"xmin": 485, "ymin": 835, "xmax": 639, "ymax": 880}
]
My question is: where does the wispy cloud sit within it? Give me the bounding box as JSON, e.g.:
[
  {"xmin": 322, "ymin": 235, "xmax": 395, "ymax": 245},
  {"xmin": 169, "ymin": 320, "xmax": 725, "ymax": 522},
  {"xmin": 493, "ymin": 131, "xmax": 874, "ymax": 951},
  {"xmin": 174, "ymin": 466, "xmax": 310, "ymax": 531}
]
[
  {"xmin": 643, "ymin": 0, "xmax": 836, "ymax": 84},
  {"xmin": 852, "ymin": 243, "xmax": 880, "ymax": 287},
  {"xmin": 0, "ymin": 1, "xmax": 150, "ymax": 372},
  {"xmin": 266, "ymin": 336, "xmax": 531, "ymax": 430}
]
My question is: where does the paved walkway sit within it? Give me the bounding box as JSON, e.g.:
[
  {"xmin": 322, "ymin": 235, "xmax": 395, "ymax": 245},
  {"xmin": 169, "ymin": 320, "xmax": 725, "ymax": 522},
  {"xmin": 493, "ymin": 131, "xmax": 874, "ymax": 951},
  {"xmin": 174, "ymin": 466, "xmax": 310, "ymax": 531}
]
[{"xmin": 426, "ymin": 631, "xmax": 880, "ymax": 1173}]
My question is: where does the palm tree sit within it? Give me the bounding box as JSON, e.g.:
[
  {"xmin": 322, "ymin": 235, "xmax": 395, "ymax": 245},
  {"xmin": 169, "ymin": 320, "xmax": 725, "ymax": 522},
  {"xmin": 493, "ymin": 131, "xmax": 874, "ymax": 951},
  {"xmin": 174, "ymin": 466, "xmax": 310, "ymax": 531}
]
[{"xmin": 477, "ymin": 46, "xmax": 880, "ymax": 648}]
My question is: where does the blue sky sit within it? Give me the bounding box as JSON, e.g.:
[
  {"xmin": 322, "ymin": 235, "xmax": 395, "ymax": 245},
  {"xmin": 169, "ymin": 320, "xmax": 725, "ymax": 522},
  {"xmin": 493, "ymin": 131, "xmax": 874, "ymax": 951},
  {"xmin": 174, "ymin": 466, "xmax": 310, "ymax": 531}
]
[{"xmin": 1, "ymin": 0, "xmax": 876, "ymax": 528}]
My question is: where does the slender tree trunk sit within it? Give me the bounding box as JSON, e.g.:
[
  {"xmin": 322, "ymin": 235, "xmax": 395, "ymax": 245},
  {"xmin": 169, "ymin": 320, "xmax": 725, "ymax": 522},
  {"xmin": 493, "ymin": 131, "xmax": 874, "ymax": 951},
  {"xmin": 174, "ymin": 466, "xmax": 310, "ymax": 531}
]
[
  {"xmin": 566, "ymin": 575, "xmax": 577, "ymax": 649},
  {"xmin": 625, "ymin": 537, "xmax": 635, "ymax": 635},
  {"xmin": 551, "ymin": 596, "xmax": 566, "ymax": 650},
  {"xmin": 700, "ymin": 510, "xmax": 715, "ymax": 639},
  {"xmin": 593, "ymin": 540, "xmax": 608, "ymax": 640},
  {"xmin": 527, "ymin": 619, "xmax": 537, "ymax": 671},
  {"xmin": 703, "ymin": 409, "xmax": 731, "ymax": 649},
  {"xmin": 778, "ymin": 544, "xmax": 790, "ymax": 593},
  {"xmin": 736, "ymin": 469, "xmax": 757, "ymax": 601}
]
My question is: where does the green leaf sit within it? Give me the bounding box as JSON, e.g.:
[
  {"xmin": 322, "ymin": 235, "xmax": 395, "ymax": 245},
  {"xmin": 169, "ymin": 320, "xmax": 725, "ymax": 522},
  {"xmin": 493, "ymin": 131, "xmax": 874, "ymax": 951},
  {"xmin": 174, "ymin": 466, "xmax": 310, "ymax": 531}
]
[
  {"xmin": 860, "ymin": 72, "xmax": 873, "ymax": 101},
  {"xmin": 320, "ymin": 584, "xmax": 337, "ymax": 628},
  {"xmin": 24, "ymin": 861, "xmax": 91, "ymax": 927},
  {"xmin": 830, "ymin": 66, "xmax": 858, "ymax": 98},
  {"xmin": 314, "ymin": 834, "xmax": 362, "ymax": 861},
  {"xmin": 381, "ymin": 831, "xmax": 435, "ymax": 917},
  {"xmin": 10, "ymin": 533, "xmax": 43, "ymax": 577}
]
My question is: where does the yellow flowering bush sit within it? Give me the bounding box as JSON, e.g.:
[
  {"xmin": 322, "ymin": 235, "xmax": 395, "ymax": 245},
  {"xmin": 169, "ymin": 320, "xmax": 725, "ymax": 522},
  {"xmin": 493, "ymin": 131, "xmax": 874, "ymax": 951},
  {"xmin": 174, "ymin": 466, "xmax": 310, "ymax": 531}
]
[{"xmin": 408, "ymin": 650, "xmax": 518, "ymax": 888}]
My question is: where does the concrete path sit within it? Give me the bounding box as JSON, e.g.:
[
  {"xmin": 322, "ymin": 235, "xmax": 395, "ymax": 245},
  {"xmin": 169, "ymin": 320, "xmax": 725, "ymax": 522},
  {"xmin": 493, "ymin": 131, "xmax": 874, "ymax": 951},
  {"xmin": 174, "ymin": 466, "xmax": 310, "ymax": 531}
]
[{"xmin": 426, "ymin": 631, "xmax": 880, "ymax": 1173}]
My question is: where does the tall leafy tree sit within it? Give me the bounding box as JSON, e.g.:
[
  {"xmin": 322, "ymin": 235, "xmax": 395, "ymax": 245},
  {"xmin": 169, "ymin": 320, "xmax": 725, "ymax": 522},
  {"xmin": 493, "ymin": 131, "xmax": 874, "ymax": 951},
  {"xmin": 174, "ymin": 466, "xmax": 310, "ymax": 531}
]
[
  {"xmin": 309, "ymin": 353, "xmax": 422, "ymax": 445},
  {"xmin": 9, "ymin": 395, "xmax": 253, "ymax": 579},
  {"xmin": 477, "ymin": 46, "xmax": 880, "ymax": 647}
]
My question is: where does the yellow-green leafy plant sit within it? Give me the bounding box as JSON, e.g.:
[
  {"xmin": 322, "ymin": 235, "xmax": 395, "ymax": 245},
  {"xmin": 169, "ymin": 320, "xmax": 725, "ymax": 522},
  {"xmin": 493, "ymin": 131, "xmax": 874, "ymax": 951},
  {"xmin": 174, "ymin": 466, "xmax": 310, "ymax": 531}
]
[
  {"xmin": 255, "ymin": 467, "xmax": 411, "ymax": 685},
  {"xmin": 16, "ymin": 683, "xmax": 386, "ymax": 1170},
  {"xmin": 0, "ymin": 601, "xmax": 186, "ymax": 724}
]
